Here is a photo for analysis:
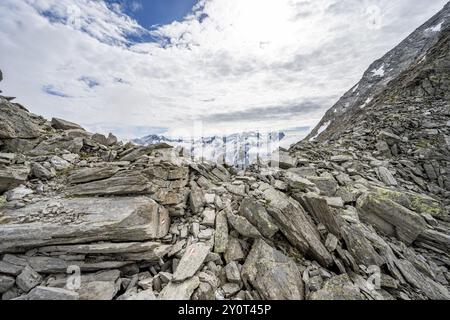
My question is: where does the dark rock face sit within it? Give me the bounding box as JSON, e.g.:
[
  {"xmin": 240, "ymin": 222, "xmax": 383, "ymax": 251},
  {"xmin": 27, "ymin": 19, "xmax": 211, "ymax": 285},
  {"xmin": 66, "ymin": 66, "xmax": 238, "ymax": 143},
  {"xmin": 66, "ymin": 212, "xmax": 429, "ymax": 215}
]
[
  {"xmin": 0, "ymin": 4, "xmax": 449, "ymax": 301},
  {"xmin": 306, "ymin": 2, "xmax": 450, "ymax": 143}
]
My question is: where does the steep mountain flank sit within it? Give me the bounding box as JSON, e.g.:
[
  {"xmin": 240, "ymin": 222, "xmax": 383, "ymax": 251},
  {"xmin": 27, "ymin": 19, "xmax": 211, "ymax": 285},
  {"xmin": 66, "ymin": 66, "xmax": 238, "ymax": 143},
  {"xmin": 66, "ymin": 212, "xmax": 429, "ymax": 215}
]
[{"xmin": 306, "ymin": 2, "xmax": 450, "ymax": 143}]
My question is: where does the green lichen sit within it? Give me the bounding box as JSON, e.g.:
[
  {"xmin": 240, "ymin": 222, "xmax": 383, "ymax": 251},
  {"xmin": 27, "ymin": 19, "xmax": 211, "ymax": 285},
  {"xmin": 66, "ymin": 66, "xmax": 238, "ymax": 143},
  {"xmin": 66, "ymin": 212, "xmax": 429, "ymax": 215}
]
[
  {"xmin": 410, "ymin": 196, "xmax": 443, "ymax": 217},
  {"xmin": 415, "ymin": 139, "xmax": 429, "ymax": 148},
  {"xmin": 374, "ymin": 186, "xmax": 444, "ymax": 217},
  {"xmin": 0, "ymin": 195, "xmax": 6, "ymax": 208}
]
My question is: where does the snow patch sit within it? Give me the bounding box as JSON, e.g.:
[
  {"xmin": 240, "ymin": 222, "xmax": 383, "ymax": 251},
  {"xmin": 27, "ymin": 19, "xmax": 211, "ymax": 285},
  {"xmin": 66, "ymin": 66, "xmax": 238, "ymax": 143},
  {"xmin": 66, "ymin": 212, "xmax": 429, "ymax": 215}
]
[
  {"xmin": 371, "ymin": 65, "xmax": 385, "ymax": 77},
  {"xmin": 360, "ymin": 97, "xmax": 373, "ymax": 109},
  {"xmin": 352, "ymin": 84, "xmax": 359, "ymax": 93},
  {"xmin": 426, "ymin": 21, "xmax": 443, "ymax": 33},
  {"xmin": 309, "ymin": 121, "xmax": 331, "ymax": 141}
]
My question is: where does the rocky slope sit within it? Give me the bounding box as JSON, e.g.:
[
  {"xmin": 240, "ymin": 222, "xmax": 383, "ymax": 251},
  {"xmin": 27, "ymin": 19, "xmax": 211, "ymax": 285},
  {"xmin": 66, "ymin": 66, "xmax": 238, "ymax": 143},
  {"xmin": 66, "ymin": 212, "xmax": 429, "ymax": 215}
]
[
  {"xmin": 306, "ymin": 2, "xmax": 450, "ymax": 142},
  {"xmin": 0, "ymin": 6, "xmax": 449, "ymax": 300}
]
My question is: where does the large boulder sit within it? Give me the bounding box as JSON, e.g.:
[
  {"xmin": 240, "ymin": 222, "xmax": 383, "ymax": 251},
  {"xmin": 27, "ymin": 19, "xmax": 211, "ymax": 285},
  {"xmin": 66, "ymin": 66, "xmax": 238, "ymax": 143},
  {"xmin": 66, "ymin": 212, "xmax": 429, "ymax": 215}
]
[
  {"xmin": 257, "ymin": 183, "xmax": 333, "ymax": 267},
  {"xmin": 51, "ymin": 118, "xmax": 85, "ymax": 131},
  {"xmin": 0, "ymin": 165, "xmax": 30, "ymax": 193},
  {"xmin": 310, "ymin": 274, "xmax": 365, "ymax": 300},
  {"xmin": 241, "ymin": 239, "xmax": 304, "ymax": 300},
  {"xmin": 159, "ymin": 276, "xmax": 200, "ymax": 300},
  {"xmin": 239, "ymin": 198, "xmax": 279, "ymax": 238},
  {"xmin": 357, "ymin": 188, "xmax": 428, "ymax": 244},
  {"xmin": 0, "ymin": 99, "xmax": 42, "ymax": 139},
  {"xmin": 0, "ymin": 197, "xmax": 170, "ymax": 252}
]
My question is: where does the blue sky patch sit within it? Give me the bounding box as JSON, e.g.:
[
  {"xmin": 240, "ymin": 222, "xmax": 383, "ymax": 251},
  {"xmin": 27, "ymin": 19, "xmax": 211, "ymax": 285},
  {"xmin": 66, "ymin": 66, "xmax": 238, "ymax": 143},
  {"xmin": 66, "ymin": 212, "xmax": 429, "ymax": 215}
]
[{"xmin": 106, "ymin": 0, "xmax": 198, "ymax": 29}]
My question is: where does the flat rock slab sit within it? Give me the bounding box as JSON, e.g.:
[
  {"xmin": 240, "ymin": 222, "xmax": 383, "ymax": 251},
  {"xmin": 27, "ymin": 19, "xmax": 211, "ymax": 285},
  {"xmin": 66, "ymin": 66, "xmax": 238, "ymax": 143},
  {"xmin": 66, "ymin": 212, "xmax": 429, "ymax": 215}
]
[
  {"xmin": 66, "ymin": 172, "xmax": 152, "ymax": 196},
  {"xmin": 67, "ymin": 166, "xmax": 120, "ymax": 184},
  {"xmin": 0, "ymin": 197, "xmax": 170, "ymax": 253},
  {"xmin": 258, "ymin": 183, "xmax": 333, "ymax": 267},
  {"xmin": 159, "ymin": 276, "xmax": 200, "ymax": 300},
  {"xmin": 173, "ymin": 243, "xmax": 211, "ymax": 282},
  {"xmin": 38, "ymin": 242, "xmax": 171, "ymax": 262},
  {"xmin": 17, "ymin": 286, "xmax": 79, "ymax": 300},
  {"xmin": 242, "ymin": 239, "xmax": 304, "ymax": 300},
  {"xmin": 310, "ymin": 275, "xmax": 365, "ymax": 300},
  {"xmin": 51, "ymin": 118, "xmax": 85, "ymax": 131},
  {"xmin": 357, "ymin": 188, "xmax": 427, "ymax": 244}
]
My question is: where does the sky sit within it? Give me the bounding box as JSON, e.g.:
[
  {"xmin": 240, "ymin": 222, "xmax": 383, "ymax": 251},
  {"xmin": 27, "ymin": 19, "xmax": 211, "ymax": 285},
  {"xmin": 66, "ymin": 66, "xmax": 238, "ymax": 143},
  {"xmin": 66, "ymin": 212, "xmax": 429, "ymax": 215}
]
[{"xmin": 0, "ymin": 0, "xmax": 448, "ymax": 139}]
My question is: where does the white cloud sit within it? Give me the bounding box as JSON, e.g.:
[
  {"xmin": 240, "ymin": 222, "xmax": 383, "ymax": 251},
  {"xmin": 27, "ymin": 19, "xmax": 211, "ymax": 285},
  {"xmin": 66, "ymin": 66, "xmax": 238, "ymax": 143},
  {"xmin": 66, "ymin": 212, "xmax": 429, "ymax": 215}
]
[{"xmin": 0, "ymin": 0, "xmax": 447, "ymax": 139}]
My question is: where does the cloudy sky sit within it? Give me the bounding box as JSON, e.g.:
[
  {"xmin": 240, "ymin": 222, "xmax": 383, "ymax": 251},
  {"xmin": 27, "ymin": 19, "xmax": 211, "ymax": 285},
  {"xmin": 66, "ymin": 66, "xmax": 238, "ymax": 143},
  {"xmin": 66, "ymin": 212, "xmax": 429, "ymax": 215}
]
[{"xmin": 0, "ymin": 0, "xmax": 447, "ymax": 139}]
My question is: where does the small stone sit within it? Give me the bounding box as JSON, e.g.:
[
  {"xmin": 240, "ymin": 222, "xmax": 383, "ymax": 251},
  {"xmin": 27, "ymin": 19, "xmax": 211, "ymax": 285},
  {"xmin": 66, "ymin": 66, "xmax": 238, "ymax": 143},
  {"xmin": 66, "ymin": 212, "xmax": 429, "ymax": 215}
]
[
  {"xmin": 173, "ymin": 243, "xmax": 211, "ymax": 282},
  {"xmin": 190, "ymin": 222, "xmax": 200, "ymax": 237},
  {"xmin": 0, "ymin": 275, "xmax": 15, "ymax": 294},
  {"xmin": 225, "ymin": 262, "xmax": 241, "ymax": 284},
  {"xmin": 16, "ymin": 266, "xmax": 43, "ymax": 293},
  {"xmin": 202, "ymin": 209, "xmax": 216, "ymax": 227},
  {"xmin": 22, "ymin": 286, "xmax": 79, "ymax": 300},
  {"xmin": 222, "ymin": 283, "xmax": 241, "ymax": 297}
]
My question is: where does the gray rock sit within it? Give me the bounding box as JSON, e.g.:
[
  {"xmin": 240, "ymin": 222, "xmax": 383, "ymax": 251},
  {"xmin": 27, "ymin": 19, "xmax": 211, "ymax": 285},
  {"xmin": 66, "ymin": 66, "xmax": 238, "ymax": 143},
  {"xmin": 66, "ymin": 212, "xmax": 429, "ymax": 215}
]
[
  {"xmin": 258, "ymin": 183, "xmax": 333, "ymax": 267},
  {"xmin": 31, "ymin": 162, "xmax": 55, "ymax": 180},
  {"xmin": 0, "ymin": 100, "xmax": 42, "ymax": 139},
  {"xmin": 357, "ymin": 188, "xmax": 427, "ymax": 244},
  {"xmin": 118, "ymin": 288, "xmax": 156, "ymax": 300},
  {"xmin": 0, "ymin": 197, "xmax": 170, "ymax": 252},
  {"xmin": 224, "ymin": 237, "xmax": 245, "ymax": 264},
  {"xmin": 49, "ymin": 155, "xmax": 71, "ymax": 171},
  {"xmin": 173, "ymin": 243, "xmax": 211, "ymax": 282},
  {"xmin": 38, "ymin": 242, "xmax": 171, "ymax": 262},
  {"xmin": 239, "ymin": 198, "xmax": 279, "ymax": 238},
  {"xmin": 66, "ymin": 171, "xmax": 152, "ymax": 196},
  {"xmin": 330, "ymin": 155, "xmax": 353, "ymax": 163},
  {"xmin": 242, "ymin": 239, "xmax": 304, "ymax": 300},
  {"xmin": 310, "ymin": 274, "xmax": 365, "ymax": 300},
  {"xmin": 106, "ymin": 133, "xmax": 118, "ymax": 146},
  {"xmin": 20, "ymin": 286, "xmax": 79, "ymax": 300},
  {"xmin": 0, "ymin": 261, "xmax": 24, "ymax": 276},
  {"xmin": 91, "ymin": 133, "xmax": 108, "ymax": 146},
  {"xmin": 202, "ymin": 208, "xmax": 216, "ymax": 227},
  {"xmin": 395, "ymin": 259, "xmax": 450, "ymax": 300},
  {"xmin": 4, "ymin": 185, "xmax": 33, "ymax": 201},
  {"xmin": 189, "ymin": 186, "xmax": 206, "ymax": 214},
  {"xmin": 221, "ymin": 283, "xmax": 241, "ymax": 297},
  {"xmin": 226, "ymin": 210, "xmax": 262, "ymax": 239},
  {"xmin": 285, "ymin": 172, "xmax": 317, "ymax": 192},
  {"xmin": 0, "ymin": 275, "xmax": 15, "ymax": 294},
  {"xmin": 278, "ymin": 151, "xmax": 297, "ymax": 169},
  {"xmin": 300, "ymin": 193, "xmax": 342, "ymax": 238},
  {"xmin": 214, "ymin": 211, "xmax": 229, "ymax": 253},
  {"xmin": 16, "ymin": 266, "xmax": 42, "ymax": 292},
  {"xmin": 67, "ymin": 166, "xmax": 120, "ymax": 184},
  {"xmin": 341, "ymin": 223, "xmax": 384, "ymax": 267},
  {"xmin": 225, "ymin": 262, "xmax": 241, "ymax": 283},
  {"xmin": 159, "ymin": 276, "xmax": 200, "ymax": 300},
  {"xmin": 376, "ymin": 167, "xmax": 398, "ymax": 186},
  {"xmin": 29, "ymin": 136, "xmax": 84, "ymax": 156},
  {"xmin": 51, "ymin": 118, "xmax": 85, "ymax": 131},
  {"xmin": 308, "ymin": 176, "xmax": 338, "ymax": 196},
  {"xmin": 0, "ymin": 165, "xmax": 30, "ymax": 193},
  {"xmin": 78, "ymin": 281, "xmax": 120, "ymax": 300}
]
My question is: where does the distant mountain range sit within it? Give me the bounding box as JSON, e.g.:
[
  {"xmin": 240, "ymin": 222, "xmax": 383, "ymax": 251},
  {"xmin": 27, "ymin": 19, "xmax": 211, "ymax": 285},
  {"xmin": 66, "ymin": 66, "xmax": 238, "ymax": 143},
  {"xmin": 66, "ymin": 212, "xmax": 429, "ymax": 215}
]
[{"xmin": 133, "ymin": 131, "xmax": 288, "ymax": 167}]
